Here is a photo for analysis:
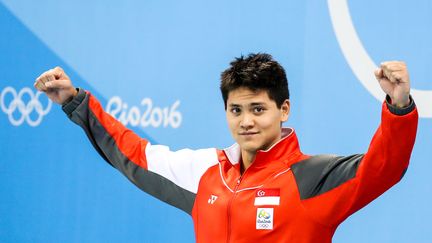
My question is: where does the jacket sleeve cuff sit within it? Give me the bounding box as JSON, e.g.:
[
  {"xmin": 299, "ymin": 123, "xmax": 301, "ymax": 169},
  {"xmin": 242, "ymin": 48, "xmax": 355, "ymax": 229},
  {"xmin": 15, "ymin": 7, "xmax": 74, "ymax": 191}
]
[
  {"xmin": 62, "ymin": 88, "xmax": 86, "ymax": 116},
  {"xmin": 385, "ymin": 95, "xmax": 416, "ymax": 116}
]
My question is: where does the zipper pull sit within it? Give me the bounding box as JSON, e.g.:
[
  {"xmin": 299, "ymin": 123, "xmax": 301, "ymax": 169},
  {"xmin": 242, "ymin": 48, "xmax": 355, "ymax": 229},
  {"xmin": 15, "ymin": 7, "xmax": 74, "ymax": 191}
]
[{"xmin": 233, "ymin": 177, "xmax": 242, "ymax": 192}]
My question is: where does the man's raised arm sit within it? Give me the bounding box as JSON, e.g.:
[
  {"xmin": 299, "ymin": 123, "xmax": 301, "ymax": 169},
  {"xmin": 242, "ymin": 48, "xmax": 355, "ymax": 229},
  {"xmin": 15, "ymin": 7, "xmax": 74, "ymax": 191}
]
[{"xmin": 34, "ymin": 67, "xmax": 219, "ymax": 215}]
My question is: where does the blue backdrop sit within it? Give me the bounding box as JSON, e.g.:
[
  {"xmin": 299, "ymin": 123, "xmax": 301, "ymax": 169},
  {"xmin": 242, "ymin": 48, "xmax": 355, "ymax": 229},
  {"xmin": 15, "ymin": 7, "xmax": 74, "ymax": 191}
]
[{"xmin": 1, "ymin": 0, "xmax": 431, "ymax": 242}]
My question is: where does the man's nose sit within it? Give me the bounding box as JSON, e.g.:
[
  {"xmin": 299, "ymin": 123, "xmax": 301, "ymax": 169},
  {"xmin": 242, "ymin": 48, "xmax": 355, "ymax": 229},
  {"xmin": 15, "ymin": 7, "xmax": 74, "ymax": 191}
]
[{"xmin": 240, "ymin": 113, "xmax": 254, "ymax": 129}]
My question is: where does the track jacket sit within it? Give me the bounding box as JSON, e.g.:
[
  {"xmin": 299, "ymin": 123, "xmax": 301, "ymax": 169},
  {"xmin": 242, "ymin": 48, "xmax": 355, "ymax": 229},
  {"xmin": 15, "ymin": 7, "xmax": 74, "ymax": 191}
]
[{"xmin": 63, "ymin": 88, "xmax": 418, "ymax": 243}]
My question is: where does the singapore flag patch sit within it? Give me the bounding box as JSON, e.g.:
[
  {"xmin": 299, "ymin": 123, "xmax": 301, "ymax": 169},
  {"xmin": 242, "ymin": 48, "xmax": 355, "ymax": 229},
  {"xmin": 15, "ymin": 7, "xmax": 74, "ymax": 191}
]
[{"xmin": 254, "ymin": 188, "xmax": 280, "ymax": 206}]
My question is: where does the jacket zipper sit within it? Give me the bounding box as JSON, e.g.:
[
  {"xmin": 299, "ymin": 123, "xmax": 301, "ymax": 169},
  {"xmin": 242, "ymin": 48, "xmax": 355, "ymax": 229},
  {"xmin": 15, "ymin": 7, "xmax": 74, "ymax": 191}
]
[
  {"xmin": 226, "ymin": 177, "xmax": 242, "ymax": 243},
  {"xmin": 226, "ymin": 161, "xmax": 255, "ymax": 243},
  {"xmin": 227, "ymin": 151, "xmax": 261, "ymax": 242}
]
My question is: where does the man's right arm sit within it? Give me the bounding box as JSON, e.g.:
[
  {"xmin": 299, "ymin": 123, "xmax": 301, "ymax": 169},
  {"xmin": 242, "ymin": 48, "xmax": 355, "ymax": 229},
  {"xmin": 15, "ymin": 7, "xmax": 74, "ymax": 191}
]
[{"xmin": 35, "ymin": 68, "xmax": 219, "ymax": 215}]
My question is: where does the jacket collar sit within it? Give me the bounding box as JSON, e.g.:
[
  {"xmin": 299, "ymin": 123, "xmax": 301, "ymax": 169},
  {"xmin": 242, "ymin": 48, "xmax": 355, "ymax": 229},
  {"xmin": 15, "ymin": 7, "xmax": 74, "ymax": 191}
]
[{"xmin": 223, "ymin": 127, "xmax": 302, "ymax": 167}]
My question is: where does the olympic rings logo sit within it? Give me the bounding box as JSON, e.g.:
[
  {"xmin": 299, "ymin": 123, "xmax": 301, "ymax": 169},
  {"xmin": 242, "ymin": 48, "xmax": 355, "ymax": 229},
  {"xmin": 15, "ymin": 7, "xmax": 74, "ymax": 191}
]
[{"xmin": 0, "ymin": 86, "xmax": 52, "ymax": 127}]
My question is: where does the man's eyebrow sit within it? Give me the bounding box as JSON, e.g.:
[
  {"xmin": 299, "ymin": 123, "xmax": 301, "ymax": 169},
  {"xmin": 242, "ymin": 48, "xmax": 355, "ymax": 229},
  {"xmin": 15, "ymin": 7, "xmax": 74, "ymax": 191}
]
[
  {"xmin": 250, "ymin": 102, "xmax": 266, "ymax": 106},
  {"xmin": 228, "ymin": 102, "xmax": 266, "ymax": 107}
]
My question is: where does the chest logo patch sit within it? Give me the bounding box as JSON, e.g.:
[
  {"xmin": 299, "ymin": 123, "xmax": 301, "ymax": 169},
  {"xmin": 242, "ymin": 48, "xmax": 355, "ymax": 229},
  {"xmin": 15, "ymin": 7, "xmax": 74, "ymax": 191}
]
[
  {"xmin": 254, "ymin": 188, "xmax": 280, "ymax": 206},
  {"xmin": 256, "ymin": 208, "xmax": 274, "ymax": 230},
  {"xmin": 208, "ymin": 195, "xmax": 218, "ymax": 204}
]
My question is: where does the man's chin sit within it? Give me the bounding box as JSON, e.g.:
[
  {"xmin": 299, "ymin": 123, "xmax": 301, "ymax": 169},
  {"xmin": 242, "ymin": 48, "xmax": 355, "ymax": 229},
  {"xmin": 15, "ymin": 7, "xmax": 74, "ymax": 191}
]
[{"xmin": 239, "ymin": 143, "xmax": 261, "ymax": 153}]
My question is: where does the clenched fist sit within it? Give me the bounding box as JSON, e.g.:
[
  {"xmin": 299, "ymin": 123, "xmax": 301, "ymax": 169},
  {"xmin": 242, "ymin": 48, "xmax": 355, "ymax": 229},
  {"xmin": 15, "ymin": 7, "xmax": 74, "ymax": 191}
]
[
  {"xmin": 34, "ymin": 66, "xmax": 77, "ymax": 105},
  {"xmin": 375, "ymin": 61, "xmax": 410, "ymax": 108}
]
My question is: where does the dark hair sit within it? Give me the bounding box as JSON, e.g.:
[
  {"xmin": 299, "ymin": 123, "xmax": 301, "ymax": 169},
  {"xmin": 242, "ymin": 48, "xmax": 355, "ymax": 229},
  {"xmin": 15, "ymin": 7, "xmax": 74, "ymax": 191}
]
[{"xmin": 220, "ymin": 53, "xmax": 289, "ymax": 109}]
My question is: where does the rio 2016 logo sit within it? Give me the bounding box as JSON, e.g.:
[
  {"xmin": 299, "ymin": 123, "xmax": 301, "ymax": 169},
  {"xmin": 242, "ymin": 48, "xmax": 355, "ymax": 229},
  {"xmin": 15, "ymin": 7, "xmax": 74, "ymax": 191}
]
[
  {"xmin": 258, "ymin": 209, "xmax": 271, "ymax": 219},
  {"xmin": 106, "ymin": 96, "xmax": 182, "ymax": 129},
  {"xmin": 328, "ymin": 0, "xmax": 431, "ymax": 118},
  {"xmin": 0, "ymin": 86, "xmax": 52, "ymax": 127}
]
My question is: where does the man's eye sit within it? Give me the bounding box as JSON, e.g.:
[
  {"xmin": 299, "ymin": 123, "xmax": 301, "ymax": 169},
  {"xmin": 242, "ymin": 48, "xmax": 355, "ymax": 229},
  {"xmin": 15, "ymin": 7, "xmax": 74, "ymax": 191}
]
[
  {"xmin": 231, "ymin": 107, "xmax": 241, "ymax": 114},
  {"xmin": 253, "ymin": 107, "xmax": 265, "ymax": 113}
]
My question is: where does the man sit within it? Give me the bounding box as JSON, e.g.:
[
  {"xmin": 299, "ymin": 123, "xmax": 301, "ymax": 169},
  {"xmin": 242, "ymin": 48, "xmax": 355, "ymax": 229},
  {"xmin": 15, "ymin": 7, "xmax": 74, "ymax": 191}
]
[{"xmin": 34, "ymin": 53, "xmax": 418, "ymax": 242}]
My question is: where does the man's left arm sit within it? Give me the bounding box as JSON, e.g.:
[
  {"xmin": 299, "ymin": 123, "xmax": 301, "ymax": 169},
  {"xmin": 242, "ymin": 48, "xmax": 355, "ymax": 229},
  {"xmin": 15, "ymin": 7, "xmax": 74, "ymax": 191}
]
[
  {"xmin": 346, "ymin": 61, "xmax": 418, "ymax": 212},
  {"xmin": 296, "ymin": 61, "xmax": 418, "ymax": 227}
]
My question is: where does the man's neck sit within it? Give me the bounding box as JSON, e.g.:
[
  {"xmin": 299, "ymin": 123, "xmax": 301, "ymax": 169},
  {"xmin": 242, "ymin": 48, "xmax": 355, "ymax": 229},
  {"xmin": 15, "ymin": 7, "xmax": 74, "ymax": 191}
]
[{"xmin": 240, "ymin": 150, "xmax": 256, "ymax": 174}]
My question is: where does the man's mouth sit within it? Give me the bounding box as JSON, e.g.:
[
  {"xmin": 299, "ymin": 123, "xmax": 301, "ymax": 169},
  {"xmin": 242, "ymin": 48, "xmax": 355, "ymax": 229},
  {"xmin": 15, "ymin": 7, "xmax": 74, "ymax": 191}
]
[{"xmin": 238, "ymin": 131, "xmax": 259, "ymax": 136}]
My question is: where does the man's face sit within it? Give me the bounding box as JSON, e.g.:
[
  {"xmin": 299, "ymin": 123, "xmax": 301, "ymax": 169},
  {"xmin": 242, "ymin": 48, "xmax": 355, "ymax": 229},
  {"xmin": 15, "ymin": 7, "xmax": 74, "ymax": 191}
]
[{"xmin": 226, "ymin": 87, "xmax": 290, "ymax": 154}]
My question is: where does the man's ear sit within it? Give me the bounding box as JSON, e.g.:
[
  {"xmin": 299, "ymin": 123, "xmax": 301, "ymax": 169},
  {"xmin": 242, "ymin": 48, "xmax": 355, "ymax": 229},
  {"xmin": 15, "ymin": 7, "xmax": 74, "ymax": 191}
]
[{"xmin": 280, "ymin": 99, "xmax": 290, "ymax": 122}]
